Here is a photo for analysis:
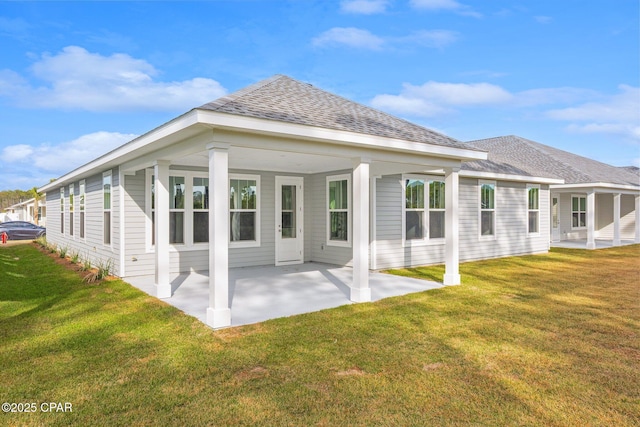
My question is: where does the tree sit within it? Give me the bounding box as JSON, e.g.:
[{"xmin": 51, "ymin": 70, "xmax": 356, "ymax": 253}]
[{"xmin": 29, "ymin": 187, "xmax": 42, "ymax": 225}]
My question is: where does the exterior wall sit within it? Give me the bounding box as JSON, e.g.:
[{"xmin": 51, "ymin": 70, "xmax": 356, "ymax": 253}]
[
  {"xmin": 374, "ymin": 175, "xmax": 550, "ymax": 269},
  {"xmin": 122, "ymin": 168, "xmax": 352, "ymax": 277},
  {"xmin": 595, "ymin": 193, "xmax": 636, "ymax": 240},
  {"xmin": 44, "ymin": 167, "xmax": 121, "ymax": 275}
]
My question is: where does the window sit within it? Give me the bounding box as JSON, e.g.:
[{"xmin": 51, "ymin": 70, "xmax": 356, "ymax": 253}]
[
  {"xmin": 403, "ymin": 177, "xmax": 445, "ymax": 243},
  {"xmin": 60, "ymin": 188, "xmax": 65, "ymax": 234},
  {"xmin": 79, "ymin": 180, "xmax": 85, "ymax": 239},
  {"xmin": 480, "ymin": 181, "xmax": 496, "ymax": 237},
  {"xmin": 229, "ymin": 175, "xmax": 259, "ymax": 246},
  {"xmin": 327, "ymin": 174, "xmax": 350, "ymax": 246},
  {"xmin": 69, "ymin": 184, "xmax": 74, "ymax": 236},
  {"xmin": 170, "ymin": 176, "xmax": 185, "ymax": 244},
  {"xmin": 193, "ymin": 177, "xmax": 209, "ymax": 243},
  {"xmin": 572, "ymin": 195, "xmax": 586, "ymax": 228},
  {"xmin": 527, "ymin": 185, "xmax": 539, "ymax": 234},
  {"xmin": 103, "ymin": 171, "xmax": 112, "ymax": 245}
]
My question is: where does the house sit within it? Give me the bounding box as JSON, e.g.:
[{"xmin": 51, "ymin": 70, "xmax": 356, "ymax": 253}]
[
  {"xmin": 467, "ymin": 135, "xmax": 640, "ymax": 248},
  {"xmin": 2, "ymin": 198, "xmax": 46, "ymax": 226},
  {"xmin": 40, "ymin": 75, "xmax": 563, "ymax": 328}
]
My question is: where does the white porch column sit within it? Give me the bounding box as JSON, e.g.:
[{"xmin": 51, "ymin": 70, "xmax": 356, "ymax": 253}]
[
  {"xmin": 206, "ymin": 143, "xmax": 232, "ymax": 328},
  {"xmin": 586, "ymin": 190, "xmax": 596, "ymax": 250},
  {"xmin": 635, "ymin": 195, "xmax": 640, "ymax": 244},
  {"xmin": 154, "ymin": 160, "xmax": 171, "ymax": 298},
  {"xmin": 351, "ymin": 158, "xmax": 371, "ymax": 302},
  {"xmin": 613, "ymin": 193, "xmax": 621, "ymax": 246},
  {"xmin": 444, "ymin": 167, "xmax": 461, "ymax": 285}
]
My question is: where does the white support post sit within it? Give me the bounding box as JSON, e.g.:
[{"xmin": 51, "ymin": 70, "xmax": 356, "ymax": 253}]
[
  {"xmin": 351, "ymin": 158, "xmax": 371, "ymax": 302},
  {"xmin": 613, "ymin": 193, "xmax": 621, "ymax": 246},
  {"xmin": 586, "ymin": 190, "xmax": 596, "ymax": 250},
  {"xmin": 206, "ymin": 143, "xmax": 232, "ymax": 328},
  {"xmin": 444, "ymin": 167, "xmax": 461, "ymax": 285},
  {"xmin": 154, "ymin": 160, "xmax": 171, "ymax": 298},
  {"xmin": 635, "ymin": 195, "xmax": 640, "ymax": 244}
]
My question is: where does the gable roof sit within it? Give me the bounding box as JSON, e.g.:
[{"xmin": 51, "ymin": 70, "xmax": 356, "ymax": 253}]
[
  {"xmin": 465, "ymin": 135, "xmax": 640, "ymax": 187},
  {"xmin": 199, "ymin": 74, "xmax": 470, "ymax": 151}
]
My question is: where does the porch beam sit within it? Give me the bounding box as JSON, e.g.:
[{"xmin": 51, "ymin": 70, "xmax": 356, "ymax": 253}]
[
  {"xmin": 444, "ymin": 167, "xmax": 461, "ymax": 285},
  {"xmin": 206, "ymin": 142, "xmax": 232, "ymax": 328},
  {"xmin": 613, "ymin": 193, "xmax": 621, "ymax": 246},
  {"xmin": 154, "ymin": 160, "xmax": 171, "ymax": 298},
  {"xmin": 351, "ymin": 158, "xmax": 371, "ymax": 302},
  {"xmin": 586, "ymin": 190, "xmax": 596, "ymax": 250}
]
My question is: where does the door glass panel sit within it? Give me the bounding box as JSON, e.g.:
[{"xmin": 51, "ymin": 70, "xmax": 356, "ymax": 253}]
[
  {"xmin": 281, "ymin": 185, "xmax": 296, "ymax": 238},
  {"xmin": 552, "ymin": 198, "xmax": 558, "ymax": 228}
]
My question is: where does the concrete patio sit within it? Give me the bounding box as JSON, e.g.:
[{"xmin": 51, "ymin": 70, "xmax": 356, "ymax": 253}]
[
  {"xmin": 551, "ymin": 239, "xmax": 637, "ymax": 249},
  {"xmin": 126, "ymin": 263, "xmax": 444, "ymax": 327}
]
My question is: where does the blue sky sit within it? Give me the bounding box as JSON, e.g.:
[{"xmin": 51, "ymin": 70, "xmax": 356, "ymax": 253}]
[{"xmin": 0, "ymin": 0, "xmax": 638, "ymax": 191}]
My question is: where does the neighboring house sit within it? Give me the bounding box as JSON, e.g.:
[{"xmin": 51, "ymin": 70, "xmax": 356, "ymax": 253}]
[
  {"xmin": 467, "ymin": 135, "xmax": 640, "ymax": 248},
  {"xmin": 39, "ymin": 75, "xmax": 561, "ymax": 328},
  {"xmin": 2, "ymin": 198, "xmax": 47, "ymax": 226}
]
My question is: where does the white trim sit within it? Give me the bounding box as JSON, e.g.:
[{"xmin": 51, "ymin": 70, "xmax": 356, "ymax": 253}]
[
  {"xmin": 118, "ymin": 169, "xmax": 126, "ymax": 277},
  {"xmin": 60, "ymin": 188, "xmax": 65, "ymax": 235},
  {"xmin": 461, "ymin": 169, "xmax": 563, "ymax": 184},
  {"xmin": 370, "ymin": 176, "xmax": 380, "ymax": 270},
  {"xmin": 326, "ymin": 173, "xmax": 351, "ymax": 247},
  {"xmin": 229, "ymin": 173, "xmax": 261, "ymax": 249},
  {"xmin": 145, "ymin": 169, "xmax": 154, "ymax": 253},
  {"xmin": 551, "ymin": 182, "xmax": 640, "ymax": 194},
  {"xmin": 526, "ymin": 184, "xmax": 540, "ymax": 236},
  {"xmin": 479, "ymin": 180, "xmax": 497, "ymax": 240},
  {"xmin": 570, "ymin": 194, "xmax": 587, "ymax": 230},
  {"xmin": 401, "ymin": 174, "xmax": 447, "ymax": 247},
  {"xmin": 275, "ymin": 176, "xmax": 304, "ymax": 266},
  {"xmin": 68, "ymin": 183, "xmax": 75, "ymax": 239},
  {"xmin": 103, "ymin": 170, "xmax": 113, "ymax": 248},
  {"xmin": 79, "ymin": 179, "xmax": 86, "ymax": 241}
]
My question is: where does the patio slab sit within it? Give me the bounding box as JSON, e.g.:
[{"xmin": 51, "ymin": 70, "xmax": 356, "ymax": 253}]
[
  {"xmin": 551, "ymin": 239, "xmax": 637, "ymax": 249},
  {"xmin": 126, "ymin": 263, "xmax": 444, "ymax": 327}
]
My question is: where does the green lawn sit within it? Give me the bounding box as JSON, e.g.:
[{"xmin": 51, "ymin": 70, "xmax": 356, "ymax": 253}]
[{"xmin": 1, "ymin": 243, "xmax": 639, "ymax": 426}]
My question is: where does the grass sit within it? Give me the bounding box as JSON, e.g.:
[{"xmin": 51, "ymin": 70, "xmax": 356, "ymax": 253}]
[{"xmin": 0, "ymin": 243, "xmax": 638, "ymax": 426}]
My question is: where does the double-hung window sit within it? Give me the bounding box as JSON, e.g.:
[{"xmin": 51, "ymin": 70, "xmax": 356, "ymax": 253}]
[
  {"xmin": 170, "ymin": 176, "xmax": 185, "ymax": 244},
  {"xmin": 480, "ymin": 181, "xmax": 496, "ymax": 237},
  {"xmin": 193, "ymin": 177, "xmax": 209, "ymax": 243},
  {"xmin": 60, "ymin": 188, "xmax": 65, "ymax": 234},
  {"xmin": 571, "ymin": 195, "xmax": 586, "ymax": 228},
  {"xmin": 103, "ymin": 171, "xmax": 112, "ymax": 245},
  {"xmin": 327, "ymin": 174, "xmax": 351, "ymax": 246},
  {"xmin": 527, "ymin": 185, "xmax": 539, "ymax": 234},
  {"xmin": 229, "ymin": 175, "xmax": 259, "ymax": 246},
  {"xmin": 403, "ymin": 177, "xmax": 445, "ymax": 243},
  {"xmin": 79, "ymin": 180, "xmax": 85, "ymax": 239},
  {"xmin": 69, "ymin": 183, "xmax": 74, "ymax": 237}
]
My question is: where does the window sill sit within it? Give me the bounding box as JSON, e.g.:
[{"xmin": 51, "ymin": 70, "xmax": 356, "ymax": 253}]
[
  {"xmin": 230, "ymin": 241, "xmax": 261, "ymax": 249},
  {"xmin": 403, "ymin": 238, "xmax": 445, "ymax": 247},
  {"xmin": 479, "ymin": 234, "xmax": 497, "ymax": 241},
  {"xmin": 327, "ymin": 240, "xmax": 351, "ymax": 248}
]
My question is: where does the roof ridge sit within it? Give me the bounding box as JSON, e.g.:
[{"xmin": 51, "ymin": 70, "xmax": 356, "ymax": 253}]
[{"xmin": 198, "ymin": 74, "xmax": 287, "ymax": 111}]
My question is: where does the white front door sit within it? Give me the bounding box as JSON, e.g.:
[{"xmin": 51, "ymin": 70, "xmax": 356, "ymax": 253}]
[
  {"xmin": 551, "ymin": 194, "xmax": 561, "ymax": 242},
  {"xmin": 276, "ymin": 176, "xmax": 304, "ymax": 265}
]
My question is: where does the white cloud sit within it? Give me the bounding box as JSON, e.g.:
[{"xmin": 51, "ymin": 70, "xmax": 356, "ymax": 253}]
[
  {"xmin": 0, "ymin": 46, "xmax": 227, "ymax": 112},
  {"xmin": 340, "ymin": 0, "xmax": 389, "ymax": 14},
  {"xmin": 547, "ymin": 85, "xmax": 640, "ymax": 142},
  {"xmin": 313, "ymin": 27, "xmax": 458, "ymax": 50},
  {"xmin": 312, "ymin": 27, "xmax": 385, "ymax": 50},
  {"xmin": 410, "ymin": 0, "xmax": 482, "ymax": 17},
  {"xmin": 371, "ymin": 81, "xmax": 512, "ymax": 116},
  {"xmin": 4, "ymin": 131, "xmax": 137, "ymax": 177}
]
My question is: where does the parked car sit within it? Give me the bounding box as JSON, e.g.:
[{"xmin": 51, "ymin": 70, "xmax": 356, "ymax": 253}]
[{"xmin": 0, "ymin": 221, "xmax": 46, "ymax": 240}]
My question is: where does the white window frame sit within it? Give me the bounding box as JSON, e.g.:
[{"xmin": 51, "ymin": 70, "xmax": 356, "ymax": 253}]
[
  {"xmin": 326, "ymin": 173, "xmax": 351, "ymax": 248},
  {"xmin": 79, "ymin": 180, "xmax": 86, "ymax": 240},
  {"xmin": 229, "ymin": 173, "xmax": 261, "ymax": 249},
  {"xmin": 402, "ymin": 175, "xmax": 446, "ymax": 247},
  {"xmin": 60, "ymin": 188, "xmax": 65, "ymax": 235},
  {"xmin": 103, "ymin": 171, "xmax": 112, "ymax": 247},
  {"xmin": 192, "ymin": 175, "xmax": 209, "ymax": 246},
  {"xmin": 479, "ymin": 180, "xmax": 497, "ymax": 240},
  {"xmin": 527, "ymin": 184, "xmax": 540, "ymax": 236},
  {"xmin": 69, "ymin": 183, "xmax": 75, "ymax": 238},
  {"xmin": 571, "ymin": 194, "xmax": 587, "ymax": 230},
  {"xmin": 169, "ymin": 175, "xmax": 186, "ymax": 246}
]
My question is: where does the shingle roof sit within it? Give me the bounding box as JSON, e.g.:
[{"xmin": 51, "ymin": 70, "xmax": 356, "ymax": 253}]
[
  {"xmin": 198, "ymin": 74, "xmax": 470, "ymax": 150},
  {"xmin": 465, "ymin": 135, "xmax": 640, "ymax": 187}
]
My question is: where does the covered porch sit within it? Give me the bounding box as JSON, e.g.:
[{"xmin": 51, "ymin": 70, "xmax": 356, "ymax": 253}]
[{"xmin": 126, "ymin": 263, "xmax": 444, "ymax": 327}]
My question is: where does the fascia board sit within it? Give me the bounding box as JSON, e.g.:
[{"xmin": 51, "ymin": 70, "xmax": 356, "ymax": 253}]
[
  {"xmin": 550, "ymin": 182, "xmax": 640, "ymax": 194},
  {"xmin": 460, "ymin": 170, "xmax": 564, "ymax": 184},
  {"xmin": 196, "ymin": 110, "xmax": 487, "ymax": 161}
]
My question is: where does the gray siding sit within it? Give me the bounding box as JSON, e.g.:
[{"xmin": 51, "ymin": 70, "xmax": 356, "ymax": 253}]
[
  {"xmin": 44, "ymin": 168, "xmax": 121, "ymax": 275},
  {"xmin": 595, "ymin": 193, "xmax": 636, "ymax": 240}
]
